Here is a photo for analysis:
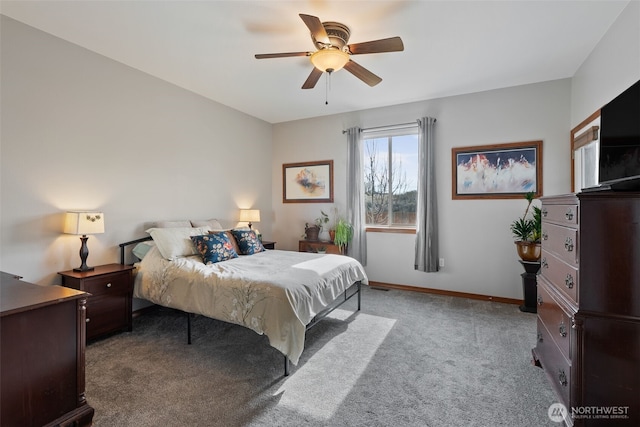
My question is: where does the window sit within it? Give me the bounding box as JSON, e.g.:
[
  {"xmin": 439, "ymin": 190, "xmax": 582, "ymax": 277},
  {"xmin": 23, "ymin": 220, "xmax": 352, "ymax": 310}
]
[
  {"xmin": 571, "ymin": 113, "xmax": 600, "ymax": 192},
  {"xmin": 576, "ymin": 139, "xmax": 599, "ymax": 189},
  {"xmin": 364, "ymin": 130, "xmax": 419, "ymax": 227}
]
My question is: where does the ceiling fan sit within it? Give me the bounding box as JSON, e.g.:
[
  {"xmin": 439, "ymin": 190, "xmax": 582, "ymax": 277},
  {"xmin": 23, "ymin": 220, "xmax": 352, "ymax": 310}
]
[{"xmin": 255, "ymin": 14, "xmax": 404, "ymax": 89}]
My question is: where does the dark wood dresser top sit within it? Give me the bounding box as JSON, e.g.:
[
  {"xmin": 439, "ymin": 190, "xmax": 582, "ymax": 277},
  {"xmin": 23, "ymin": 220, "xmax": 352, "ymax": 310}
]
[{"xmin": 1, "ymin": 271, "xmax": 87, "ymax": 317}]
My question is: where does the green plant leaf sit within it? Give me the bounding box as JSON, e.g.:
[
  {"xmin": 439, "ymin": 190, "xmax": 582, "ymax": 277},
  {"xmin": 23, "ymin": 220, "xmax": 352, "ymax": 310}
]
[{"xmin": 333, "ymin": 218, "xmax": 353, "ymax": 248}]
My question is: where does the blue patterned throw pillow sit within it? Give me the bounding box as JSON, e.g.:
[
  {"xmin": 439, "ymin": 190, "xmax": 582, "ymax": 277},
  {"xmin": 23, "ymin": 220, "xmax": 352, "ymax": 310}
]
[
  {"xmin": 191, "ymin": 232, "xmax": 238, "ymax": 265},
  {"xmin": 231, "ymin": 229, "xmax": 265, "ymax": 255}
]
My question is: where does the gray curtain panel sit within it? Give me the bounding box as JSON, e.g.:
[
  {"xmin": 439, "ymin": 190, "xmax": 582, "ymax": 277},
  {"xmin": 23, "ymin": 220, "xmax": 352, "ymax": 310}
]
[
  {"xmin": 414, "ymin": 117, "xmax": 439, "ymax": 272},
  {"xmin": 346, "ymin": 127, "xmax": 367, "ymax": 265}
]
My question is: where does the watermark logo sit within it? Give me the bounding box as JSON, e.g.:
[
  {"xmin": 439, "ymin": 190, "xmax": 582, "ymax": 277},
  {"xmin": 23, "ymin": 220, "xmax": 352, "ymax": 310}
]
[
  {"xmin": 548, "ymin": 403, "xmax": 568, "ymax": 423},
  {"xmin": 571, "ymin": 406, "xmax": 630, "ymax": 420},
  {"xmin": 548, "ymin": 403, "xmax": 631, "ymax": 422}
]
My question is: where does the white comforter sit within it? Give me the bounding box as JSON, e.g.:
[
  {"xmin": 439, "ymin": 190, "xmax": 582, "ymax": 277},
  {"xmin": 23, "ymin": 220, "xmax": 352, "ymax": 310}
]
[{"xmin": 134, "ymin": 246, "xmax": 368, "ymax": 364}]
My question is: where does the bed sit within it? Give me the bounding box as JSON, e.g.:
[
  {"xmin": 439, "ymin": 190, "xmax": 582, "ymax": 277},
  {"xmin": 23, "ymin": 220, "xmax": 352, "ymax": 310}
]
[{"xmin": 119, "ymin": 224, "xmax": 367, "ymax": 375}]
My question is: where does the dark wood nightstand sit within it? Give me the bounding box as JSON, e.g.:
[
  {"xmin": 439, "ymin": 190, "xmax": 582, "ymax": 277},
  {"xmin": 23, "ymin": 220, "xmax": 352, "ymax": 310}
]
[
  {"xmin": 298, "ymin": 240, "xmax": 342, "ymax": 254},
  {"xmin": 262, "ymin": 240, "xmax": 276, "ymax": 250},
  {"xmin": 59, "ymin": 263, "xmax": 135, "ymax": 341}
]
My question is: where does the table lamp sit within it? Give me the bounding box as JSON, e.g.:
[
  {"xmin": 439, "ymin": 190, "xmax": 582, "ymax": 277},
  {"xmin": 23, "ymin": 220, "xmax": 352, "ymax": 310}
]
[
  {"xmin": 239, "ymin": 209, "xmax": 260, "ymax": 230},
  {"xmin": 64, "ymin": 211, "xmax": 105, "ymax": 272}
]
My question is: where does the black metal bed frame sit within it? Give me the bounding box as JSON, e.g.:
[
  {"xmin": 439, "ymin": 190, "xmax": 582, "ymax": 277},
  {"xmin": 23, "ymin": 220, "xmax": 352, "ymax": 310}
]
[{"xmin": 119, "ymin": 237, "xmax": 362, "ymax": 376}]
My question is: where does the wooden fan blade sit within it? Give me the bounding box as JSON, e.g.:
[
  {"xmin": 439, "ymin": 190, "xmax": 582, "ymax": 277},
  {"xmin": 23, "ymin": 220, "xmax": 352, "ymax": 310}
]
[
  {"xmin": 344, "ymin": 60, "xmax": 382, "ymax": 87},
  {"xmin": 299, "ymin": 14, "xmax": 330, "ymax": 45},
  {"xmin": 255, "ymin": 51, "xmax": 311, "ymax": 59},
  {"xmin": 348, "ymin": 36, "xmax": 404, "ymax": 55},
  {"xmin": 302, "ymin": 67, "xmax": 323, "ymax": 89}
]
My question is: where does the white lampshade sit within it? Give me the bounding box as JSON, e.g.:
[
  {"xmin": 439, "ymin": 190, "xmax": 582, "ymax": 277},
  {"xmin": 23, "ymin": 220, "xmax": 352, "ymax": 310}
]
[
  {"xmin": 64, "ymin": 212, "xmax": 105, "ymax": 235},
  {"xmin": 310, "ymin": 49, "xmax": 350, "ymax": 72},
  {"xmin": 239, "ymin": 209, "xmax": 261, "ymax": 223}
]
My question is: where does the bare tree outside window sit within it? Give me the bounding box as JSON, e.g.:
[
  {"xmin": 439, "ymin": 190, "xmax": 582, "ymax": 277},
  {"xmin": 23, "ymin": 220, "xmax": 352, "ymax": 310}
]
[{"xmin": 364, "ymin": 134, "xmax": 418, "ymax": 226}]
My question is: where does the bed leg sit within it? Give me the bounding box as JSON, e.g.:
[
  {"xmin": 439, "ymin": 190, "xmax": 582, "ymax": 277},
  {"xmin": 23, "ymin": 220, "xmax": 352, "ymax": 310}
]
[
  {"xmin": 187, "ymin": 313, "xmax": 192, "ymax": 345},
  {"xmin": 357, "ymin": 281, "xmax": 361, "ymax": 311},
  {"xmin": 284, "ymin": 357, "xmax": 290, "ymax": 376}
]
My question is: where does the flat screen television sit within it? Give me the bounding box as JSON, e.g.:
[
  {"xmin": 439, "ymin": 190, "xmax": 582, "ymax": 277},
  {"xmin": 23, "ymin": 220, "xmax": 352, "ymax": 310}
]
[{"xmin": 598, "ymin": 79, "xmax": 640, "ymax": 190}]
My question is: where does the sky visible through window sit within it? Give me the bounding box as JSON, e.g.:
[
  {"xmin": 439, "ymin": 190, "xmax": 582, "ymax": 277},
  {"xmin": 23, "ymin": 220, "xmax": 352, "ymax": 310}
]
[{"xmin": 366, "ymin": 134, "xmax": 418, "ymax": 191}]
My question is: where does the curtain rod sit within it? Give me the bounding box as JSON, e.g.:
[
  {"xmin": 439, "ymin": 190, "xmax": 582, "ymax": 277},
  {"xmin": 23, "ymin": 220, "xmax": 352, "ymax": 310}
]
[{"xmin": 342, "ymin": 119, "xmax": 436, "ymax": 134}]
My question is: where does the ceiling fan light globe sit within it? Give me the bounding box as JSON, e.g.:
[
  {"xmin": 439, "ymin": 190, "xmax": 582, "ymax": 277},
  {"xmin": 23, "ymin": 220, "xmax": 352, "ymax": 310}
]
[{"xmin": 310, "ymin": 49, "xmax": 349, "ymax": 73}]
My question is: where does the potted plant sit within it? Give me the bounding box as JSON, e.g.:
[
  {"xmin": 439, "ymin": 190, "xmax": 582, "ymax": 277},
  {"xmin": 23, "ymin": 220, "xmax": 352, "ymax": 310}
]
[
  {"xmin": 333, "ymin": 218, "xmax": 353, "ymax": 254},
  {"xmin": 510, "ymin": 191, "xmax": 542, "ymax": 262},
  {"xmin": 328, "ymin": 206, "xmax": 340, "ymax": 242},
  {"xmin": 316, "ymin": 210, "xmax": 331, "ymax": 241},
  {"xmin": 304, "ymin": 222, "xmax": 320, "ymax": 241}
]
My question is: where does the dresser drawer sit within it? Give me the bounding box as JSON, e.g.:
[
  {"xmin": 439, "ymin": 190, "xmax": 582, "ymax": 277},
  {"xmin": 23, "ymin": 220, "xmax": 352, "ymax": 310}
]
[
  {"xmin": 83, "ymin": 272, "xmax": 131, "ymax": 297},
  {"xmin": 535, "ymin": 318, "xmax": 571, "ymax": 408},
  {"xmin": 86, "ymin": 293, "xmax": 129, "ymax": 338},
  {"xmin": 537, "ymin": 279, "xmax": 573, "ymax": 361},
  {"xmin": 541, "ymin": 203, "xmax": 578, "ymax": 226},
  {"xmin": 542, "ymin": 222, "xmax": 578, "ymax": 267},
  {"xmin": 540, "ymin": 249, "xmax": 579, "ymax": 304}
]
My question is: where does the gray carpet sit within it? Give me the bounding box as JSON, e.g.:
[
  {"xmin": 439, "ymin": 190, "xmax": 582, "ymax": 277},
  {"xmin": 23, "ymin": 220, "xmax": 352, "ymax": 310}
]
[{"xmin": 86, "ymin": 286, "xmax": 559, "ymax": 426}]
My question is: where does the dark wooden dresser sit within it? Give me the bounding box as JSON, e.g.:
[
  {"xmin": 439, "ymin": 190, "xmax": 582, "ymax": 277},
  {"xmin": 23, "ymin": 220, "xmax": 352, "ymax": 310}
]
[
  {"xmin": 1, "ymin": 272, "xmax": 94, "ymax": 426},
  {"xmin": 533, "ymin": 191, "xmax": 639, "ymax": 426}
]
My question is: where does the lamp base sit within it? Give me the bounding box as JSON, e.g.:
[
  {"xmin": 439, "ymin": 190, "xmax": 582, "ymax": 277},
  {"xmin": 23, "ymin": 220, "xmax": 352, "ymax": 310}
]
[{"xmin": 75, "ymin": 235, "xmax": 94, "ymax": 273}]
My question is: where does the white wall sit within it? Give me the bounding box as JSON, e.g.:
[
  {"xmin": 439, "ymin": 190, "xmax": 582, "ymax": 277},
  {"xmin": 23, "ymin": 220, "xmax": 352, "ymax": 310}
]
[
  {"xmin": 0, "ymin": 16, "xmax": 273, "ymax": 285},
  {"xmin": 3, "ymin": 0, "xmax": 636, "ymax": 301},
  {"xmin": 272, "ymin": 79, "xmax": 571, "ymax": 300},
  {"xmin": 571, "ymin": 1, "xmax": 640, "ymax": 126},
  {"xmin": 271, "ymin": 0, "xmax": 640, "ymax": 301}
]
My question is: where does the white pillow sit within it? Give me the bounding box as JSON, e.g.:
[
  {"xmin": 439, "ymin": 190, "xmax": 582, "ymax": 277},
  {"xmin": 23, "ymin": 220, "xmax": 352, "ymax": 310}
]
[
  {"xmin": 154, "ymin": 220, "xmax": 192, "ymax": 228},
  {"xmin": 190, "ymin": 219, "xmax": 223, "ymax": 230},
  {"xmin": 145, "ymin": 226, "xmax": 211, "ymax": 260}
]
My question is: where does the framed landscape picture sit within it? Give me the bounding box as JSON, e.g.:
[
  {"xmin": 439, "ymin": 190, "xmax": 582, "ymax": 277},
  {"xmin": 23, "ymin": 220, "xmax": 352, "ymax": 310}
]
[
  {"xmin": 452, "ymin": 140, "xmax": 543, "ymax": 199},
  {"xmin": 283, "ymin": 160, "xmax": 334, "ymax": 203}
]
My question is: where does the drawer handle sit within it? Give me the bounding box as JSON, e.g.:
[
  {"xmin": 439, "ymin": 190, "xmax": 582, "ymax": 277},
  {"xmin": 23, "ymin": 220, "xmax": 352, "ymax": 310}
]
[
  {"xmin": 106, "ymin": 283, "xmax": 112, "ymax": 288},
  {"xmin": 565, "ymin": 274, "xmax": 574, "ymax": 289},
  {"xmin": 565, "ymin": 209, "xmax": 574, "ymax": 221},
  {"xmin": 537, "ymin": 295, "xmax": 543, "ymax": 306},
  {"xmin": 86, "ymin": 318, "xmax": 90, "ymax": 323},
  {"xmin": 542, "ymin": 208, "xmax": 548, "ymax": 217},
  {"xmin": 559, "ymin": 322, "xmax": 567, "ymax": 337},
  {"xmin": 558, "ymin": 370, "xmax": 568, "ymax": 387},
  {"xmin": 541, "ymin": 258, "xmax": 548, "ymax": 269},
  {"xmin": 564, "ymin": 237, "xmax": 574, "ymax": 252},
  {"xmin": 542, "ymin": 231, "xmax": 548, "ymax": 241}
]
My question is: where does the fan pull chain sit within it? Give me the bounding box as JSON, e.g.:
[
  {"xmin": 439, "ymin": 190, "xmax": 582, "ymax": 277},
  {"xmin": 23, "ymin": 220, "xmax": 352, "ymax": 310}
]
[{"xmin": 325, "ymin": 70, "xmax": 333, "ymax": 105}]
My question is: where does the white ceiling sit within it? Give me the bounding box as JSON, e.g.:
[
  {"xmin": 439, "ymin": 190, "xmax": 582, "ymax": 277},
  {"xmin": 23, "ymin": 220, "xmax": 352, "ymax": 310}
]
[{"xmin": 0, "ymin": 1, "xmax": 630, "ymax": 124}]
